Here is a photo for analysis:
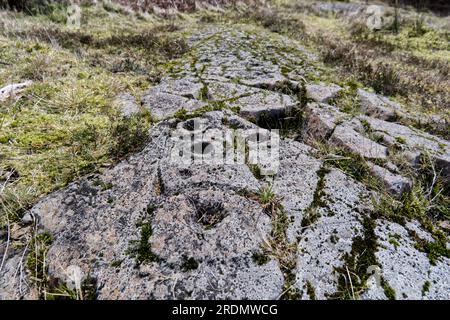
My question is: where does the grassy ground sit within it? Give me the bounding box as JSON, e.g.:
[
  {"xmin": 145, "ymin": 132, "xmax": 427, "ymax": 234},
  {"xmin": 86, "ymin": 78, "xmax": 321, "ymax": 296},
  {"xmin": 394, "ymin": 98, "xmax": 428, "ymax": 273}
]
[{"xmin": 0, "ymin": 2, "xmax": 190, "ymax": 228}]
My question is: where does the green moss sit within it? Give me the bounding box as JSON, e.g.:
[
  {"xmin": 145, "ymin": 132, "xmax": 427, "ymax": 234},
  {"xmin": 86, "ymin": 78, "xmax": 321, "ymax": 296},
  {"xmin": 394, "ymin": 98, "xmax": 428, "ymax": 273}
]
[
  {"xmin": 330, "ymin": 85, "xmax": 361, "ymax": 115},
  {"xmin": 326, "ymin": 150, "xmax": 372, "ymax": 185},
  {"xmin": 109, "ymin": 112, "xmax": 152, "ymax": 160},
  {"xmin": 330, "ymin": 234, "xmax": 339, "ymax": 244},
  {"xmin": 301, "ymin": 207, "xmax": 320, "ymax": 228},
  {"xmin": 230, "ymin": 105, "xmax": 241, "ymax": 114},
  {"xmin": 418, "ymin": 236, "xmax": 450, "ymax": 266},
  {"xmin": 422, "ymin": 281, "xmax": 430, "ymax": 296},
  {"xmin": 173, "ymin": 108, "xmax": 189, "ymax": 121},
  {"xmin": 312, "ymin": 166, "xmax": 329, "ymax": 208},
  {"xmin": 92, "ymin": 178, "xmax": 113, "ymax": 191},
  {"xmin": 250, "ymin": 191, "xmax": 300, "ymax": 300},
  {"xmin": 381, "ymin": 279, "xmax": 396, "ymax": 300},
  {"xmin": 27, "ymin": 232, "xmax": 53, "ymax": 287},
  {"xmin": 306, "ymin": 281, "xmax": 316, "ymax": 300},
  {"xmin": 249, "ymin": 164, "xmax": 263, "ymax": 180},
  {"xmin": 146, "ymin": 204, "xmax": 157, "ymax": 215},
  {"xmin": 301, "ymin": 165, "xmax": 329, "ymax": 227},
  {"xmin": 110, "ymin": 259, "xmax": 123, "ymax": 268},
  {"xmin": 330, "ymin": 215, "xmax": 379, "ymax": 299},
  {"xmin": 181, "ymin": 256, "xmax": 199, "ymax": 271},
  {"xmin": 199, "ymin": 83, "xmax": 209, "ymax": 101},
  {"xmin": 374, "ymin": 151, "xmax": 450, "ymax": 226},
  {"xmin": 395, "ymin": 136, "xmax": 407, "ymax": 145},
  {"xmin": 127, "ymin": 221, "xmax": 158, "ymax": 265},
  {"xmin": 252, "ymin": 252, "xmax": 270, "ymax": 266},
  {"xmin": 388, "ymin": 238, "xmax": 400, "ymax": 248}
]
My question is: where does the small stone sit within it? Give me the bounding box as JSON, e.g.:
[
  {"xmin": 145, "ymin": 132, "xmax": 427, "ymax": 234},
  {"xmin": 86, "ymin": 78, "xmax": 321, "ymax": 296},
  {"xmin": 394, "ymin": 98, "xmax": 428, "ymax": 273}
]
[
  {"xmin": 358, "ymin": 89, "xmax": 403, "ymax": 121},
  {"xmin": 21, "ymin": 213, "xmax": 34, "ymax": 225},
  {"xmin": 438, "ymin": 221, "xmax": 450, "ymax": 231},
  {"xmin": 206, "ymin": 80, "xmax": 259, "ymax": 101},
  {"xmin": 142, "ymin": 90, "xmax": 207, "ymax": 121},
  {"xmin": 239, "ymin": 73, "xmax": 287, "ymax": 91},
  {"xmin": 368, "ymin": 162, "xmax": 411, "ymax": 197},
  {"xmin": 0, "ymin": 80, "xmax": 33, "ymax": 102},
  {"xmin": 157, "ymin": 77, "xmax": 204, "ymax": 99}
]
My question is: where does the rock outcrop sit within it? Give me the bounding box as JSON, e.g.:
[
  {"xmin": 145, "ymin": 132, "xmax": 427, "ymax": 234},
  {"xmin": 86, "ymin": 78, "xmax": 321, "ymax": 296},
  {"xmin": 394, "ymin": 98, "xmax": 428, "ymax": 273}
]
[{"xmin": 1, "ymin": 26, "xmax": 449, "ymax": 300}]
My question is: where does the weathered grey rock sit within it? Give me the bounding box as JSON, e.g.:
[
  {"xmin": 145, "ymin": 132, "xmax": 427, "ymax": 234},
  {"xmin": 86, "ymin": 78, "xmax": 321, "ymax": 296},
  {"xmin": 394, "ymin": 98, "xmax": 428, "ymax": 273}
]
[
  {"xmin": 0, "ymin": 80, "xmax": 32, "ymax": 102},
  {"xmin": 302, "ymin": 102, "xmax": 348, "ymax": 142},
  {"xmin": 115, "ymin": 93, "xmax": 140, "ymax": 117},
  {"xmin": 306, "ymin": 83, "xmax": 342, "ymax": 103},
  {"xmin": 12, "ymin": 112, "xmax": 285, "ymax": 299},
  {"xmin": 303, "ymin": 103, "xmax": 388, "ymax": 159},
  {"xmin": 157, "ymin": 77, "xmax": 205, "ymax": 100},
  {"xmin": 142, "ymin": 90, "xmax": 207, "ymax": 120},
  {"xmin": 273, "ymin": 139, "xmax": 322, "ymax": 242},
  {"xmin": 147, "ymin": 190, "xmax": 283, "ymax": 299},
  {"xmin": 233, "ymin": 91, "xmax": 296, "ymax": 122},
  {"xmin": 367, "ymin": 162, "xmax": 412, "ymax": 197},
  {"xmin": 358, "ymin": 89, "xmax": 404, "ymax": 121},
  {"xmin": 239, "ymin": 73, "xmax": 288, "ymax": 91},
  {"xmin": 373, "ymin": 220, "xmax": 450, "ymax": 300},
  {"xmin": 206, "ymin": 80, "xmax": 260, "ymax": 101},
  {"xmin": 330, "ymin": 122, "xmax": 389, "ymax": 160},
  {"xmin": 2, "ymin": 26, "xmax": 450, "ymax": 301}
]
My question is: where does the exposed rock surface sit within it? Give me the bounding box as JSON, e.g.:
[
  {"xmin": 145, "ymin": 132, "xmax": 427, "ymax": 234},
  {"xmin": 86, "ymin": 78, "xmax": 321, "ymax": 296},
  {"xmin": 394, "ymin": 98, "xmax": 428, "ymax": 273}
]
[
  {"xmin": 1, "ymin": 26, "xmax": 449, "ymax": 300},
  {"xmin": 0, "ymin": 80, "xmax": 32, "ymax": 102}
]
